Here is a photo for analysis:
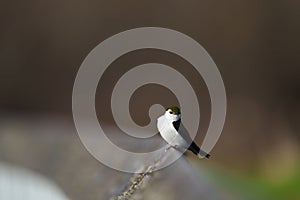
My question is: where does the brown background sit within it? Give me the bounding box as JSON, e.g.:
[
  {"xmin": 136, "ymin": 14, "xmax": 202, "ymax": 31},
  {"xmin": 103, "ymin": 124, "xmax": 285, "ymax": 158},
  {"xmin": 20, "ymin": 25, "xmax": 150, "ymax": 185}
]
[{"xmin": 1, "ymin": 0, "xmax": 299, "ymax": 199}]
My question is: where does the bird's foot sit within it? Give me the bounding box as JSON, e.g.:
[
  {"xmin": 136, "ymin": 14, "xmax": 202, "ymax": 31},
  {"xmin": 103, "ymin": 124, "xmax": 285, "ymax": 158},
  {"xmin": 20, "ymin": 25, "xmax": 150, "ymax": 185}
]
[
  {"xmin": 165, "ymin": 145, "xmax": 179, "ymax": 152},
  {"xmin": 165, "ymin": 145, "xmax": 172, "ymax": 152}
]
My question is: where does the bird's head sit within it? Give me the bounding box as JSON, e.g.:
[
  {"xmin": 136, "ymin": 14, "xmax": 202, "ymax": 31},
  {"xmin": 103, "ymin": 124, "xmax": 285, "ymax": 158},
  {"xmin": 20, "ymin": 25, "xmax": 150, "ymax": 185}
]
[{"xmin": 165, "ymin": 105, "xmax": 181, "ymax": 122}]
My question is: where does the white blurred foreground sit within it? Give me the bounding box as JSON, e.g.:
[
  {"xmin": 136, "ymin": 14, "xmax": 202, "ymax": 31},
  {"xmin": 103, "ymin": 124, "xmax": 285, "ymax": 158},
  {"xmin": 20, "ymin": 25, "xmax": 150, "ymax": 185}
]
[{"xmin": 0, "ymin": 162, "xmax": 69, "ymax": 200}]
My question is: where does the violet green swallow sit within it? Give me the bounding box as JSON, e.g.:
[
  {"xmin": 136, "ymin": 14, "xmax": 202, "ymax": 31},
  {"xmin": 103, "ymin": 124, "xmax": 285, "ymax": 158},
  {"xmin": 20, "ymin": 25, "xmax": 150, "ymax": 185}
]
[{"xmin": 157, "ymin": 106, "xmax": 210, "ymax": 159}]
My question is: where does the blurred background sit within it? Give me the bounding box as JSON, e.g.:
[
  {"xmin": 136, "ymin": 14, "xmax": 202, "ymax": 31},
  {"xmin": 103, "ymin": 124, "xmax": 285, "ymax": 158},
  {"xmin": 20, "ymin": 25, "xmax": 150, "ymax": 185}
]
[{"xmin": 1, "ymin": 0, "xmax": 299, "ymax": 199}]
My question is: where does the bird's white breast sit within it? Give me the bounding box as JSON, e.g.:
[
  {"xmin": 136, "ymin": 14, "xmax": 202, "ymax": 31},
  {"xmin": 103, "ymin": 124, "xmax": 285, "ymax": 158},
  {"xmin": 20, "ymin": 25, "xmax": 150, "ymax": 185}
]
[{"xmin": 157, "ymin": 115, "xmax": 187, "ymax": 147}]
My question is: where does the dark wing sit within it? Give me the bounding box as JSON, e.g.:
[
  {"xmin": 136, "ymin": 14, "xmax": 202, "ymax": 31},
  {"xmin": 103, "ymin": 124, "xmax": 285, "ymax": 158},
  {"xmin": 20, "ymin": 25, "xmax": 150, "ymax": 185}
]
[
  {"xmin": 172, "ymin": 119, "xmax": 181, "ymax": 131},
  {"xmin": 175, "ymin": 121, "xmax": 210, "ymax": 158},
  {"xmin": 175, "ymin": 121, "xmax": 193, "ymax": 144}
]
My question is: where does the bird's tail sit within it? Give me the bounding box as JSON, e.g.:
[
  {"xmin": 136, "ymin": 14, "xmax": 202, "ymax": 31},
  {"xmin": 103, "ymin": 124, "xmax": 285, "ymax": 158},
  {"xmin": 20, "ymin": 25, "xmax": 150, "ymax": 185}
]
[
  {"xmin": 197, "ymin": 149, "xmax": 210, "ymax": 159},
  {"xmin": 188, "ymin": 141, "xmax": 210, "ymax": 159}
]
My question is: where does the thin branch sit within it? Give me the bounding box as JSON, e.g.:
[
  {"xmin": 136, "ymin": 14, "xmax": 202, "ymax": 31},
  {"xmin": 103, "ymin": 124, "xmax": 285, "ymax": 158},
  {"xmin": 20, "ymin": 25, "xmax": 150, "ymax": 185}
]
[{"xmin": 111, "ymin": 148, "xmax": 170, "ymax": 200}]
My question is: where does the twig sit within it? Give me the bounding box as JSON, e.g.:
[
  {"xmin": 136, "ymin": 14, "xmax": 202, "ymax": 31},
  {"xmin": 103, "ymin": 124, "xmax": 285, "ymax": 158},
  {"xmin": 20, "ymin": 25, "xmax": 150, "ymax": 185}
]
[{"xmin": 111, "ymin": 148, "xmax": 170, "ymax": 200}]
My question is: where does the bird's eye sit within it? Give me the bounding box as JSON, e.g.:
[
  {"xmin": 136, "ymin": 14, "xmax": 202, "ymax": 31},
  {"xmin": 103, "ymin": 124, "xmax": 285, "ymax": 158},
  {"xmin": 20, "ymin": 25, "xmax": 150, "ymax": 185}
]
[{"xmin": 169, "ymin": 111, "xmax": 173, "ymax": 114}]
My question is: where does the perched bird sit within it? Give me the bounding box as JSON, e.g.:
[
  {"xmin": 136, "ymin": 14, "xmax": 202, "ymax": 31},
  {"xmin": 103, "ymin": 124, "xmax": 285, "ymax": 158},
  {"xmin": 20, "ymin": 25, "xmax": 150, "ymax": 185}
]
[{"xmin": 157, "ymin": 105, "xmax": 210, "ymax": 159}]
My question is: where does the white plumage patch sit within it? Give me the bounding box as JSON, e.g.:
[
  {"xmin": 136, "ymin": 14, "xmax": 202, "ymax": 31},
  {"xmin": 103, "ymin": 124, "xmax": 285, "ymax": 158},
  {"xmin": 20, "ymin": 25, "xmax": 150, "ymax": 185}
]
[{"xmin": 157, "ymin": 114, "xmax": 187, "ymax": 148}]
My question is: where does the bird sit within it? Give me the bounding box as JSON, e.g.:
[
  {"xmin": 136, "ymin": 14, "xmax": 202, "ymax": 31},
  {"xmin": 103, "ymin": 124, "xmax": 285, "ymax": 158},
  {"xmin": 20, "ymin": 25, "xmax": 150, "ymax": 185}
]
[{"xmin": 157, "ymin": 105, "xmax": 210, "ymax": 159}]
